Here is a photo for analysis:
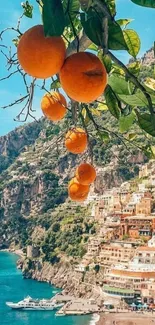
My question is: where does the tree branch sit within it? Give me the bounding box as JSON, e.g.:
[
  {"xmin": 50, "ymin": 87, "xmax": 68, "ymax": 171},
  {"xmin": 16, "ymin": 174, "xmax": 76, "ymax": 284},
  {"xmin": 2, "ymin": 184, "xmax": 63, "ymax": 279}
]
[
  {"xmin": 66, "ymin": 31, "xmax": 91, "ymax": 57},
  {"xmin": 93, "ymin": 0, "xmax": 114, "ymax": 22}
]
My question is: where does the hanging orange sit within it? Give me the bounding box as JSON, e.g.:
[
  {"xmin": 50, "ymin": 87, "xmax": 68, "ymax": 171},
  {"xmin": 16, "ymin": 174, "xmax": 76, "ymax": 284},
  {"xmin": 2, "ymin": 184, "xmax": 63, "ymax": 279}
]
[
  {"xmin": 76, "ymin": 163, "xmax": 96, "ymax": 185},
  {"xmin": 41, "ymin": 92, "xmax": 67, "ymax": 121},
  {"xmin": 59, "ymin": 52, "xmax": 107, "ymax": 103},
  {"xmin": 65, "ymin": 127, "xmax": 87, "ymax": 154},
  {"xmin": 17, "ymin": 25, "xmax": 66, "ymax": 79},
  {"xmin": 68, "ymin": 177, "xmax": 89, "ymax": 202}
]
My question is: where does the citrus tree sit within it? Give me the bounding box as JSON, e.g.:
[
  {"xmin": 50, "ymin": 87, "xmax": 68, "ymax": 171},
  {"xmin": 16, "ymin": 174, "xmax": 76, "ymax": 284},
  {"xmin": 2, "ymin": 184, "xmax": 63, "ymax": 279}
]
[{"xmin": 1, "ymin": 0, "xmax": 155, "ymax": 201}]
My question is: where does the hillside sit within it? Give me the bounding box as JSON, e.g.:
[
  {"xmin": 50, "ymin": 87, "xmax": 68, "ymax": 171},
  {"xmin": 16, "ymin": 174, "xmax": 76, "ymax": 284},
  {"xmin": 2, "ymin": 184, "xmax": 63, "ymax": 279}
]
[{"xmin": 0, "ymin": 47, "xmax": 155, "ymax": 257}]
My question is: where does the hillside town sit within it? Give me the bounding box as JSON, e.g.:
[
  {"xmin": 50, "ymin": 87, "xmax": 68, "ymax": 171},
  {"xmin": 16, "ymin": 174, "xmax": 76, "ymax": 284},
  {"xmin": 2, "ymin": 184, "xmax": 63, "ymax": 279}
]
[{"xmin": 74, "ymin": 160, "xmax": 155, "ymax": 307}]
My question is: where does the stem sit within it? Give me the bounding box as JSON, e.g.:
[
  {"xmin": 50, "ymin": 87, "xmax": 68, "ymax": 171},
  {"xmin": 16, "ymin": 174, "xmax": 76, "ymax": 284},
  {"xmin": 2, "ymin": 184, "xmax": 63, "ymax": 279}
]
[
  {"xmin": 93, "ymin": 0, "xmax": 114, "ymax": 22},
  {"xmin": 79, "ymin": 108, "xmax": 93, "ymax": 164},
  {"xmin": 102, "ymin": 17, "xmax": 108, "ymax": 54}
]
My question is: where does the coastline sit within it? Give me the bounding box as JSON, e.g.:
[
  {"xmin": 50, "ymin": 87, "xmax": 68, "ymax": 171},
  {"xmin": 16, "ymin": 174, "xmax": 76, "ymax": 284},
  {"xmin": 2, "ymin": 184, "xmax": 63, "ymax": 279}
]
[
  {"xmin": 0, "ymin": 248, "xmax": 24, "ymax": 258},
  {"xmin": 91, "ymin": 313, "xmax": 100, "ymax": 325}
]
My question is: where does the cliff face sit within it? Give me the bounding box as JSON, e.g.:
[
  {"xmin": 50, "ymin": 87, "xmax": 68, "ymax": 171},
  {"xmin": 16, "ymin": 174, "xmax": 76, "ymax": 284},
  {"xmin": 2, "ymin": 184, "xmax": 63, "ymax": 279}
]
[
  {"xmin": 20, "ymin": 258, "xmax": 105, "ymax": 299},
  {"xmin": 141, "ymin": 47, "xmax": 155, "ymax": 66}
]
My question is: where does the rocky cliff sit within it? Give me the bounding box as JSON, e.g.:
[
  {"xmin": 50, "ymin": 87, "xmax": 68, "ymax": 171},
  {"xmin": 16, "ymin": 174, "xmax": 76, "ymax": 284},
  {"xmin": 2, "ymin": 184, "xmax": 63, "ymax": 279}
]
[{"xmin": 19, "ymin": 257, "xmax": 105, "ymax": 299}]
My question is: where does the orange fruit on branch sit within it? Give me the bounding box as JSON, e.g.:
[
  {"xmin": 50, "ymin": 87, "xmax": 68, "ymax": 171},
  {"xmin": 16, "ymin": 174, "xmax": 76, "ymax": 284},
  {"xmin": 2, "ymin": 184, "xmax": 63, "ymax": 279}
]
[
  {"xmin": 59, "ymin": 52, "xmax": 107, "ymax": 103},
  {"xmin": 17, "ymin": 25, "xmax": 66, "ymax": 79},
  {"xmin": 76, "ymin": 163, "xmax": 96, "ymax": 185},
  {"xmin": 65, "ymin": 127, "xmax": 87, "ymax": 154},
  {"xmin": 41, "ymin": 91, "xmax": 67, "ymax": 121},
  {"xmin": 68, "ymin": 177, "xmax": 89, "ymax": 202}
]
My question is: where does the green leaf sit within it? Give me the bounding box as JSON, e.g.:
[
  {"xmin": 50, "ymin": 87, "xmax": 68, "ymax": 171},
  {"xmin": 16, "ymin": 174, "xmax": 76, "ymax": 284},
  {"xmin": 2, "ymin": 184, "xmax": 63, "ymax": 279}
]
[
  {"xmin": 80, "ymin": 10, "xmax": 102, "ymax": 46},
  {"xmin": 108, "ymin": 21, "xmax": 128, "ymax": 51},
  {"xmin": 88, "ymin": 43, "xmax": 98, "ymax": 51},
  {"xmin": 128, "ymin": 61, "xmax": 141, "ymax": 75},
  {"xmin": 117, "ymin": 19, "xmax": 134, "ymax": 28},
  {"xmin": 144, "ymin": 145, "xmax": 155, "ymax": 159},
  {"xmin": 89, "ymin": 108, "xmax": 101, "ymax": 116},
  {"xmin": 136, "ymin": 111, "xmax": 155, "ymax": 136},
  {"xmin": 42, "ymin": 0, "xmax": 66, "ymax": 36},
  {"xmin": 21, "ymin": 1, "xmax": 33, "ymax": 18},
  {"xmin": 12, "ymin": 38, "xmax": 19, "ymax": 47},
  {"xmin": 38, "ymin": 0, "xmax": 43, "ymax": 13},
  {"xmin": 123, "ymin": 29, "xmax": 141, "ymax": 58},
  {"xmin": 111, "ymin": 64, "xmax": 125, "ymax": 76},
  {"xmin": 105, "ymin": 0, "xmax": 116, "ymax": 16},
  {"xmin": 108, "ymin": 75, "xmax": 131, "ymax": 95},
  {"xmin": 119, "ymin": 111, "xmax": 135, "ymax": 133},
  {"xmin": 63, "ymin": 0, "xmax": 80, "ymax": 25},
  {"xmin": 98, "ymin": 131, "xmax": 110, "ymax": 143},
  {"xmin": 118, "ymin": 92, "xmax": 148, "ymax": 107},
  {"xmin": 131, "ymin": 0, "xmax": 155, "ymax": 8},
  {"xmin": 98, "ymin": 52, "xmax": 112, "ymax": 73},
  {"xmin": 81, "ymin": 108, "xmax": 90, "ymax": 125},
  {"xmin": 144, "ymin": 78, "xmax": 155, "ymax": 91},
  {"xmin": 50, "ymin": 80, "xmax": 61, "ymax": 90},
  {"xmin": 104, "ymin": 86, "xmax": 120, "ymax": 119},
  {"xmin": 97, "ymin": 103, "xmax": 108, "ymax": 111},
  {"xmin": 128, "ymin": 133, "xmax": 137, "ymax": 140}
]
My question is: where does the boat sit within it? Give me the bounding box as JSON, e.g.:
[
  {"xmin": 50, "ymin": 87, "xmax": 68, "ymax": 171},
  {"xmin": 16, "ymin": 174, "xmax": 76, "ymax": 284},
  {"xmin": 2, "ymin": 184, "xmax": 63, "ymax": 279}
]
[{"xmin": 6, "ymin": 295, "xmax": 64, "ymax": 310}]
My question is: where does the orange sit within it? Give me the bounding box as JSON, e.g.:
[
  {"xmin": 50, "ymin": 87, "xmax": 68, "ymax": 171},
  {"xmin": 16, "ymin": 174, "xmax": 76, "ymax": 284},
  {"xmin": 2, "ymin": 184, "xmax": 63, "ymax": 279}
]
[
  {"xmin": 17, "ymin": 25, "xmax": 66, "ymax": 79},
  {"xmin": 76, "ymin": 163, "xmax": 96, "ymax": 185},
  {"xmin": 41, "ymin": 91, "xmax": 67, "ymax": 121},
  {"xmin": 65, "ymin": 127, "xmax": 87, "ymax": 154},
  {"xmin": 68, "ymin": 177, "xmax": 89, "ymax": 201},
  {"xmin": 59, "ymin": 52, "xmax": 107, "ymax": 103}
]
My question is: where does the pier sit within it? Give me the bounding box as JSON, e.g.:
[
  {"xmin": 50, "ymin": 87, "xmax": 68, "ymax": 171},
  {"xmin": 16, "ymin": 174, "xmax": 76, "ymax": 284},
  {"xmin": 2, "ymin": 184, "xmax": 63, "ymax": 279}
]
[{"xmin": 52, "ymin": 293, "xmax": 100, "ymax": 316}]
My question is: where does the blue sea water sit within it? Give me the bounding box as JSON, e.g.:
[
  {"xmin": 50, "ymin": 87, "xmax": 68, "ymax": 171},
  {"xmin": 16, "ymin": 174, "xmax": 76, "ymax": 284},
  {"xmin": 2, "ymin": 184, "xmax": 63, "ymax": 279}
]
[{"xmin": 0, "ymin": 252, "xmax": 91, "ymax": 325}]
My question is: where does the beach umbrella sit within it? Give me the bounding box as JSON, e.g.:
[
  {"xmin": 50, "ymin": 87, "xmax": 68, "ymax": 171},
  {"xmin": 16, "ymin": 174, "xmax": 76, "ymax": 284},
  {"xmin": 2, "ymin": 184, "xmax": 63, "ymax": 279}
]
[
  {"xmin": 137, "ymin": 303, "xmax": 142, "ymax": 308},
  {"xmin": 143, "ymin": 303, "xmax": 148, "ymax": 309}
]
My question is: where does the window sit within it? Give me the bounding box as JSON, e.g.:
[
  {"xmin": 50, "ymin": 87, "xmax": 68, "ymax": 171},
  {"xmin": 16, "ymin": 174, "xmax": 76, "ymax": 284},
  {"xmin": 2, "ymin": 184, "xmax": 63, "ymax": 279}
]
[{"xmin": 146, "ymin": 259, "xmax": 150, "ymax": 263}]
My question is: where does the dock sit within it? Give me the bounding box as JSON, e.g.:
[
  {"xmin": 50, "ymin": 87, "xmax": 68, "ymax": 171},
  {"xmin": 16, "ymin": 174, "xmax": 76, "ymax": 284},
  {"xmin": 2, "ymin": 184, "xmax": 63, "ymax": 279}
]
[{"xmin": 52, "ymin": 294, "xmax": 100, "ymax": 316}]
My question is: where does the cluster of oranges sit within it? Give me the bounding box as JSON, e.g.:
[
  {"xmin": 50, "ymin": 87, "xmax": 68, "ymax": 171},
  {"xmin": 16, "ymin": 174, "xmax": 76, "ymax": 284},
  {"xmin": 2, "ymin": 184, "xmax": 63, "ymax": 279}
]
[
  {"xmin": 69, "ymin": 163, "xmax": 96, "ymax": 202},
  {"xmin": 17, "ymin": 24, "xmax": 107, "ymax": 201}
]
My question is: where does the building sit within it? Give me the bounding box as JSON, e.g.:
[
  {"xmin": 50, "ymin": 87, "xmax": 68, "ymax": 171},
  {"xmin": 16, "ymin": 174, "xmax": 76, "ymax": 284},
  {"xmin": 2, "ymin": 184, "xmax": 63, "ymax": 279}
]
[
  {"xmin": 139, "ymin": 164, "xmax": 149, "ymax": 179},
  {"xmin": 135, "ymin": 193, "xmax": 152, "ymax": 215},
  {"xmin": 75, "ymin": 262, "xmax": 88, "ymax": 272},
  {"xmin": 120, "ymin": 215, "xmax": 155, "ymax": 239},
  {"xmin": 97, "ymin": 244, "xmax": 135, "ymax": 267},
  {"xmin": 148, "ymin": 233, "xmax": 155, "ymax": 247},
  {"xmin": 103, "ymin": 241, "xmax": 155, "ymax": 302},
  {"xmin": 87, "ymin": 237, "xmax": 101, "ymax": 257},
  {"xmin": 27, "ymin": 245, "xmax": 40, "ymax": 258}
]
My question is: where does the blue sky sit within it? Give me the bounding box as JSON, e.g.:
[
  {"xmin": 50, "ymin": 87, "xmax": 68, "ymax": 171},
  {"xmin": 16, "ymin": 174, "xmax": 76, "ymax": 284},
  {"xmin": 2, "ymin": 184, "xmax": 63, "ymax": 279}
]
[{"xmin": 0, "ymin": 0, "xmax": 155, "ymax": 136}]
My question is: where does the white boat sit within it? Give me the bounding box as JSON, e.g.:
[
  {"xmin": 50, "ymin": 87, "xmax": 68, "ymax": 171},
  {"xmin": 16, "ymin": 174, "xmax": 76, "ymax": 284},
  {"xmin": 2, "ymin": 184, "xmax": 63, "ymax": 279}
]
[{"xmin": 6, "ymin": 295, "xmax": 64, "ymax": 311}]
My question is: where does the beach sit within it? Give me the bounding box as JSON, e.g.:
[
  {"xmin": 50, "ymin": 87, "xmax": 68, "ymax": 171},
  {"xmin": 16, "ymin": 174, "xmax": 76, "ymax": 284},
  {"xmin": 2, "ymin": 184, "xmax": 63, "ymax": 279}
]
[
  {"xmin": 0, "ymin": 248, "xmax": 24, "ymax": 258},
  {"xmin": 97, "ymin": 313, "xmax": 155, "ymax": 325}
]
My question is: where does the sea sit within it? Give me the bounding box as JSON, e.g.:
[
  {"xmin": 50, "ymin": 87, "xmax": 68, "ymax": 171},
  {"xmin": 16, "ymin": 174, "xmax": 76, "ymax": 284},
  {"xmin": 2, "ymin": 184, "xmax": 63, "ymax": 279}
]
[{"xmin": 0, "ymin": 251, "xmax": 97, "ymax": 325}]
